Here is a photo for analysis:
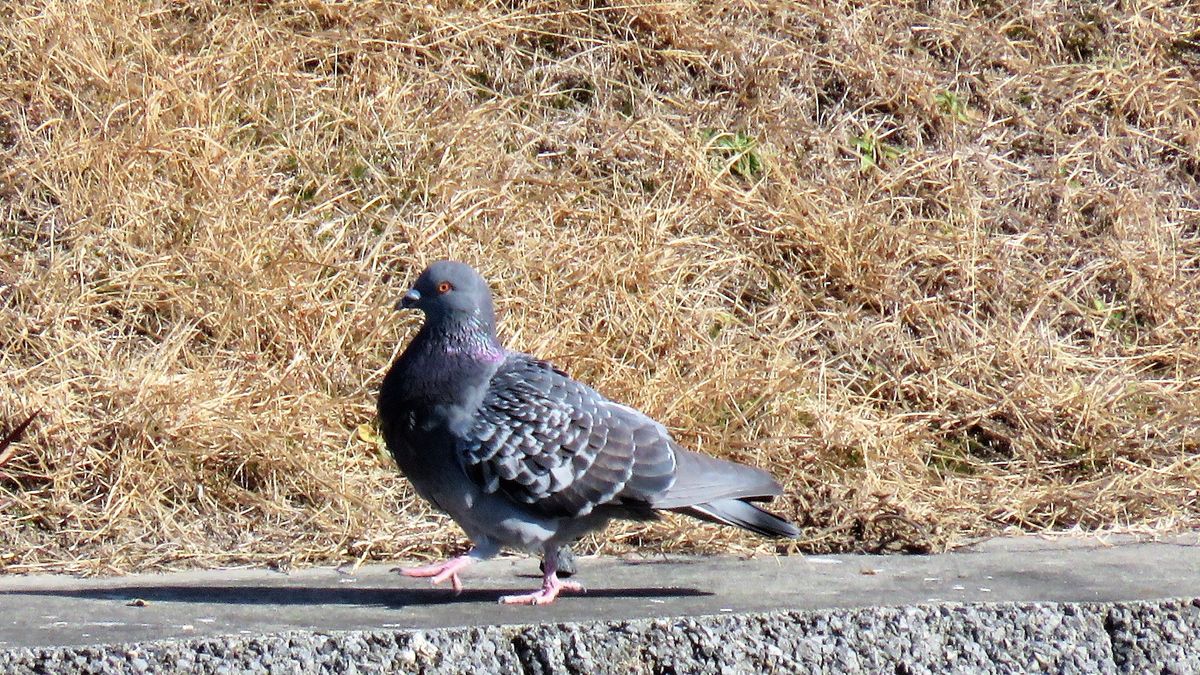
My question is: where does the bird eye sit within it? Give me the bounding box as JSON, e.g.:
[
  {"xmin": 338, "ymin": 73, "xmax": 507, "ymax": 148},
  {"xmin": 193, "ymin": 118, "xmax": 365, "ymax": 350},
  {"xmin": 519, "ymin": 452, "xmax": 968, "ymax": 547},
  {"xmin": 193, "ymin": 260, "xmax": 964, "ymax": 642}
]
[{"xmin": 437, "ymin": 281, "xmax": 453, "ymax": 294}]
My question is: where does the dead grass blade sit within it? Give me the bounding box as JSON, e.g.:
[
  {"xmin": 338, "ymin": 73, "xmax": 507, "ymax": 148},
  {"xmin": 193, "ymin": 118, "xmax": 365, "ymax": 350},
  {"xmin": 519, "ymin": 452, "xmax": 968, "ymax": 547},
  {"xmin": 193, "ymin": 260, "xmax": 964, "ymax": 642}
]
[{"xmin": 0, "ymin": 411, "xmax": 39, "ymax": 470}]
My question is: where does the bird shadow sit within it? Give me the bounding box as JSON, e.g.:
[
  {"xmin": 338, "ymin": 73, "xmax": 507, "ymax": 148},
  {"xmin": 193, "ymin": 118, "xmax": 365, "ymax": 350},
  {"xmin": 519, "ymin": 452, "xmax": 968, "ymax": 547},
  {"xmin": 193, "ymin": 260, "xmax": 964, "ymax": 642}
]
[{"xmin": 0, "ymin": 583, "xmax": 711, "ymax": 609}]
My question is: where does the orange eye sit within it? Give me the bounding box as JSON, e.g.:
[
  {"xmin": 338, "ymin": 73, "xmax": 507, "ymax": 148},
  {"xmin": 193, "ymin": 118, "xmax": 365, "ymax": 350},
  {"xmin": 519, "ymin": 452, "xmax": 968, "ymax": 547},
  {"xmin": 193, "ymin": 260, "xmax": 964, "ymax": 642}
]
[{"xmin": 437, "ymin": 281, "xmax": 453, "ymax": 294}]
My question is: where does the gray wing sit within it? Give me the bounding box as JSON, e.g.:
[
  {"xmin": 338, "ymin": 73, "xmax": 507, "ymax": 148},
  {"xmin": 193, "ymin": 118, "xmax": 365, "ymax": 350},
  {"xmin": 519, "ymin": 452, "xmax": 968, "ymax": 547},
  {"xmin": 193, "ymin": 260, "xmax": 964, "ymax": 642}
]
[{"xmin": 459, "ymin": 355, "xmax": 678, "ymax": 519}]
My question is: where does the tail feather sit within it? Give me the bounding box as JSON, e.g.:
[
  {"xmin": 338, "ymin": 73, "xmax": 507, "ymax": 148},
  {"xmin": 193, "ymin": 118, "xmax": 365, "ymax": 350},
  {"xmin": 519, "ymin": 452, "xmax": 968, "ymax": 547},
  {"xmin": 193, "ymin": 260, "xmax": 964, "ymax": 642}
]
[
  {"xmin": 673, "ymin": 499, "xmax": 800, "ymax": 539},
  {"xmin": 651, "ymin": 447, "xmax": 800, "ymax": 539},
  {"xmin": 652, "ymin": 448, "xmax": 783, "ymax": 509}
]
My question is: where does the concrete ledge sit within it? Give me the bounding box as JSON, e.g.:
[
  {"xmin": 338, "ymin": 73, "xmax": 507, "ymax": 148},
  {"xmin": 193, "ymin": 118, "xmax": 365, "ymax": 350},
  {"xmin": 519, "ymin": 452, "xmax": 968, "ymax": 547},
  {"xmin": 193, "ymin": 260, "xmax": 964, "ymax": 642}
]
[
  {"xmin": 1, "ymin": 536, "xmax": 1197, "ymax": 673},
  {"xmin": 1, "ymin": 598, "xmax": 1198, "ymax": 673}
]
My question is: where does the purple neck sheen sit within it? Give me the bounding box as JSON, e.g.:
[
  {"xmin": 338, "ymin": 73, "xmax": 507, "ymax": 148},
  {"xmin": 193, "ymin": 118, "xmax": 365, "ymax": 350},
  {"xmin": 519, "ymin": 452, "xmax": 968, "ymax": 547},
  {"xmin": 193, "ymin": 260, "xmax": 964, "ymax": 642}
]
[{"xmin": 426, "ymin": 313, "xmax": 505, "ymax": 364}]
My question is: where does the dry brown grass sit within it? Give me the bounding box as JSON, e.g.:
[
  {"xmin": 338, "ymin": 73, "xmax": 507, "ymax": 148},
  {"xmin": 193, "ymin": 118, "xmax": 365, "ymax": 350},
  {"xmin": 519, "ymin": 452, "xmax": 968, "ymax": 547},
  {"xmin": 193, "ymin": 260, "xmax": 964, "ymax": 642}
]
[{"xmin": 1, "ymin": 0, "xmax": 1198, "ymax": 574}]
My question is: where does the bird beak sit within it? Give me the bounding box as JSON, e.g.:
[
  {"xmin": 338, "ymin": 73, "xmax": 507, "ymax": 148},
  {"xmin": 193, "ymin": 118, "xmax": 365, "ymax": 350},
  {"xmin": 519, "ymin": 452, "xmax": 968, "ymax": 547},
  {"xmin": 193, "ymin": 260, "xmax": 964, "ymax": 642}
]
[{"xmin": 396, "ymin": 288, "xmax": 421, "ymax": 310}]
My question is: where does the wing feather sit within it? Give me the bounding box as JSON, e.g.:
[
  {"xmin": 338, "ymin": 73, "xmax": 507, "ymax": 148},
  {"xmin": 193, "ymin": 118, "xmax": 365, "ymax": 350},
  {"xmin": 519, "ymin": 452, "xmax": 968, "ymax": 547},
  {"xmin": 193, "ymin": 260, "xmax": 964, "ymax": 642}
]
[{"xmin": 459, "ymin": 355, "xmax": 677, "ymax": 518}]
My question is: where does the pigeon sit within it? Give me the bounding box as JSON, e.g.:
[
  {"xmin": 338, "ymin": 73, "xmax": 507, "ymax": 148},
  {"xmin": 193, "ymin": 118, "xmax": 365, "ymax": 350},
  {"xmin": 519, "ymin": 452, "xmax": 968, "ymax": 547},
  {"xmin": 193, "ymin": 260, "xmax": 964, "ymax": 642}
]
[{"xmin": 378, "ymin": 261, "xmax": 799, "ymax": 605}]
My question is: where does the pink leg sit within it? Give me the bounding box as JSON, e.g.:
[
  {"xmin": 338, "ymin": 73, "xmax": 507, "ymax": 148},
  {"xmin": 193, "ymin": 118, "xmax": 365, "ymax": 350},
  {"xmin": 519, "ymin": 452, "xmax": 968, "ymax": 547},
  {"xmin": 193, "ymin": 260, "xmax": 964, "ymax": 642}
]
[
  {"xmin": 394, "ymin": 554, "xmax": 475, "ymax": 594},
  {"xmin": 499, "ymin": 550, "xmax": 585, "ymax": 606}
]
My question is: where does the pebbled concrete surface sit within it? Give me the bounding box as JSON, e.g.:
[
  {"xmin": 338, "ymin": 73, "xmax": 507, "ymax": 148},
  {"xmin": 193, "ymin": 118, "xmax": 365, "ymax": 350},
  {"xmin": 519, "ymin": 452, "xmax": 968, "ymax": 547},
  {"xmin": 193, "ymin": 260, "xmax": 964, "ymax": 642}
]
[{"xmin": 0, "ymin": 535, "xmax": 1197, "ymax": 673}]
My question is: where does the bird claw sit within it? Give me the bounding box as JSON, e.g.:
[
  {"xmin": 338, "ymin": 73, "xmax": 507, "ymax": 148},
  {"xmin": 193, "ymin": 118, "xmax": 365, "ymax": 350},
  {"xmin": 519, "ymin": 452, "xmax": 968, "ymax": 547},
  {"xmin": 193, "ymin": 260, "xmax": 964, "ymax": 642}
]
[
  {"xmin": 498, "ymin": 578, "xmax": 585, "ymax": 605},
  {"xmin": 441, "ymin": 572, "xmax": 464, "ymax": 594},
  {"xmin": 395, "ymin": 556, "xmax": 474, "ymax": 594}
]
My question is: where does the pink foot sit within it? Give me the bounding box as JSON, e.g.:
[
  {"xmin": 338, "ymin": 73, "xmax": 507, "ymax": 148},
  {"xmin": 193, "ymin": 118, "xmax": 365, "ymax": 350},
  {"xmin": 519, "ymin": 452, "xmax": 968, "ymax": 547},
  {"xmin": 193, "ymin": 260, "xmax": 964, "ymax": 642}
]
[
  {"xmin": 394, "ymin": 555, "xmax": 475, "ymax": 594},
  {"xmin": 499, "ymin": 576, "xmax": 585, "ymax": 606}
]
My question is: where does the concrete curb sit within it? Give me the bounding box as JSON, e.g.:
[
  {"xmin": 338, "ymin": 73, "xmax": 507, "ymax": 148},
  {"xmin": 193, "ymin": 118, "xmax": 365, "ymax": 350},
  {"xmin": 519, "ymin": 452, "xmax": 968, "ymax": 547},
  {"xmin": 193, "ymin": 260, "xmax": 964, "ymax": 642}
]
[
  {"xmin": 2, "ymin": 597, "xmax": 1197, "ymax": 674},
  {"xmin": 5, "ymin": 537, "xmax": 1198, "ymax": 673}
]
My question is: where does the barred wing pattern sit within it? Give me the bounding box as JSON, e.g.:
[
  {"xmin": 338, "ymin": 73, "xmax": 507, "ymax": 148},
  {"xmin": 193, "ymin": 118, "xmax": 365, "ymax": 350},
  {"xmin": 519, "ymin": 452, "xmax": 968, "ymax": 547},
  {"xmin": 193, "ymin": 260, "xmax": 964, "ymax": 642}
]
[{"xmin": 460, "ymin": 355, "xmax": 678, "ymax": 519}]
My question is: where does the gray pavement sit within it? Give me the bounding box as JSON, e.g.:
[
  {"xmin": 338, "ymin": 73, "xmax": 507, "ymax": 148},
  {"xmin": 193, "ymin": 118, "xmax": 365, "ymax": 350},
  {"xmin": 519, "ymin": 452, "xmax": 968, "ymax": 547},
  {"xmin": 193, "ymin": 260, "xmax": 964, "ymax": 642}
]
[
  {"xmin": 0, "ymin": 534, "xmax": 1198, "ymax": 672},
  {"xmin": 0, "ymin": 534, "xmax": 1194, "ymax": 649}
]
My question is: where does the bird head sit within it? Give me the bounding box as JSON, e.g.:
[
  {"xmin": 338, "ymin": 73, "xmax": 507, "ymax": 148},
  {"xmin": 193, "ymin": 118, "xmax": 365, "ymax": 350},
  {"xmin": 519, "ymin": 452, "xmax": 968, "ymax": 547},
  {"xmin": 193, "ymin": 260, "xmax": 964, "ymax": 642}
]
[{"xmin": 397, "ymin": 261, "xmax": 497, "ymax": 333}]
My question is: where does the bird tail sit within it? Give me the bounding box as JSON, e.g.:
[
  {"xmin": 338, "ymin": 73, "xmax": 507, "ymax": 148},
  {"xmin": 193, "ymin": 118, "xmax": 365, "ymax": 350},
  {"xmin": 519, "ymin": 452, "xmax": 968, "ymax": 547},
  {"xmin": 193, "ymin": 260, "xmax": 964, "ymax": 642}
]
[
  {"xmin": 672, "ymin": 499, "xmax": 800, "ymax": 539},
  {"xmin": 653, "ymin": 448, "xmax": 800, "ymax": 539}
]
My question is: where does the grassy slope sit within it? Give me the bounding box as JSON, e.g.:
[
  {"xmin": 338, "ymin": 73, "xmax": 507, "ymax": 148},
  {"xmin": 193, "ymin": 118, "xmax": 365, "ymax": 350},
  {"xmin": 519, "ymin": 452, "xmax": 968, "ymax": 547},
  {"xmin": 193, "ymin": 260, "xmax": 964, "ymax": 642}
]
[{"xmin": 1, "ymin": 0, "xmax": 1198, "ymax": 573}]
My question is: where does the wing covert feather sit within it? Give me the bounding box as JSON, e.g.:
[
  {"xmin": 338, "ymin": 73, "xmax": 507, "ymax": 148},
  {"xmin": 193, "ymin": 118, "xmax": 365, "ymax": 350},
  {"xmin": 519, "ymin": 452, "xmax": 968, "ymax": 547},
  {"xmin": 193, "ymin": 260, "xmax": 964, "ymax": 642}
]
[{"xmin": 459, "ymin": 356, "xmax": 677, "ymax": 518}]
